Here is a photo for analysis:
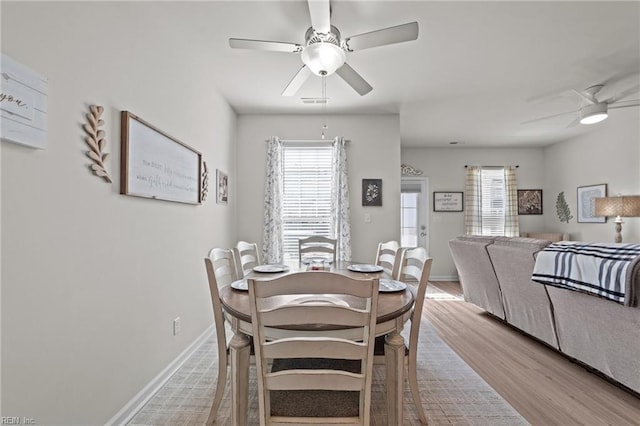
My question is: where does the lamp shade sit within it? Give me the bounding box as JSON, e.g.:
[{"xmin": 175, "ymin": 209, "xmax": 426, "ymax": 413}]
[{"xmin": 594, "ymin": 195, "xmax": 640, "ymax": 217}]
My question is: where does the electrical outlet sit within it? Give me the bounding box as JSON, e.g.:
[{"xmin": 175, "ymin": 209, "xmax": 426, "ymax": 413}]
[{"xmin": 173, "ymin": 317, "xmax": 181, "ymax": 336}]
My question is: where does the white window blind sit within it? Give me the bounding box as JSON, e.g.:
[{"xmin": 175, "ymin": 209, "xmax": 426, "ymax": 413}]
[
  {"xmin": 281, "ymin": 145, "xmax": 333, "ymax": 261},
  {"xmin": 480, "ymin": 168, "xmax": 506, "ymax": 236}
]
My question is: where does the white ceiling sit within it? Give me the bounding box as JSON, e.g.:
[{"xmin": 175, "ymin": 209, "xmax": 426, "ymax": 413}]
[{"xmin": 203, "ymin": 1, "xmax": 640, "ymax": 148}]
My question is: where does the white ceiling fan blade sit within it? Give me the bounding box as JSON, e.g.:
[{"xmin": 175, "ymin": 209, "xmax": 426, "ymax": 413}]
[
  {"xmin": 520, "ymin": 109, "xmax": 579, "ymax": 125},
  {"xmin": 609, "ymin": 99, "xmax": 640, "ymax": 109},
  {"xmin": 566, "ymin": 117, "xmax": 581, "ymax": 128},
  {"xmin": 336, "ymin": 63, "xmax": 373, "ymax": 96},
  {"xmin": 308, "ymin": 0, "xmax": 331, "ymax": 34},
  {"xmin": 603, "ymin": 84, "xmax": 640, "ymax": 104},
  {"xmin": 571, "ymin": 88, "xmax": 598, "ymax": 105},
  {"xmin": 282, "ymin": 65, "xmax": 312, "ymax": 97},
  {"xmin": 344, "ymin": 22, "xmax": 418, "ymax": 51},
  {"xmin": 229, "ymin": 38, "xmax": 302, "ymax": 53}
]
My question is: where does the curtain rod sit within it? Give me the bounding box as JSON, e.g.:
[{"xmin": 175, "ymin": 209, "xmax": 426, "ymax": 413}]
[
  {"xmin": 264, "ymin": 139, "xmax": 350, "ymax": 144},
  {"xmin": 465, "ymin": 165, "xmax": 519, "ymax": 168}
]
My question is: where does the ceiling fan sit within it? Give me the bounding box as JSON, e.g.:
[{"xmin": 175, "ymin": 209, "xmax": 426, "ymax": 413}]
[
  {"xmin": 523, "ymin": 82, "xmax": 640, "ymax": 126},
  {"xmin": 228, "ymin": 0, "xmax": 419, "ymax": 96}
]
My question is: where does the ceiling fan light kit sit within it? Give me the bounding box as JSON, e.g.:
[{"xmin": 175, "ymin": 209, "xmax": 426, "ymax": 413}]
[
  {"xmin": 301, "ymin": 27, "xmax": 346, "ymax": 76},
  {"xmin": 579, "ymin": 103, "xmax": 608, "ymax": 124}
]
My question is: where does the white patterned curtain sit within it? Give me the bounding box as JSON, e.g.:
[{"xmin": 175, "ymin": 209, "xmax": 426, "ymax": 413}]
[
  {"xmin": 504, "ymin": 166, "xmax": 520, "ymax": 237},
  {"xmin": 261, "ymin": 136, "xmax": 284, "ymax": 263},
  {"xmin": 464, "ymin": 166, "xmax": 482, "ymax": 235},
  {"xmin": 331, "ymin": 137, "xmax": 352, "ymax": 261}
]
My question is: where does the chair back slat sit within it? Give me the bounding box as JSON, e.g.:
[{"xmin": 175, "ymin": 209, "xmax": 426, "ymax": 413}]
[
  {"xmin": 260, "ymin": 305, "xmax": 371, "ymax": 328},
  {"xmin": 267, "ymin": 371, "xmax": 365, "ymax": 391},
  {"xmin": 263, "ymin": 339, "xmax": 368, "ymax": 360}
]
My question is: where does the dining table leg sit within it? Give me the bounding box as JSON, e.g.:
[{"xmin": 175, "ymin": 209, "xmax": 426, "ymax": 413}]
[
  {"xmin": 230, "ymin": 332, "xmax": 251, "ymax": 426},
  {"xmin": 385, "ymin": 330, "xmax": 405, "ymax": 426}
]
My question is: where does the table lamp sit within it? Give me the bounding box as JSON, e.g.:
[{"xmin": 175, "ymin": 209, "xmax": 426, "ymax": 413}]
[{"xmin": 594, "ymin": 195, "xmax": 640, "ymax": 243}]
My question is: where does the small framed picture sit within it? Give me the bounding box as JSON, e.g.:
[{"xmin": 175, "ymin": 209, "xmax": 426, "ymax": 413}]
[
  {"xmin": 433, "ymin": 192, "xmax": 463, "ymax": 212},
  {"xmin": 517, "ymin": 189, "xmax": 543, "ymax": 215},
  {"xmin": 216, "ymin": 169, "xmax": 228, "ymax": 204},
  {"xmin": 362, "ymin": 179, "xmax": 382, "ymax": 206},
  {"xmin": 577, "ymin": 184, "xmax": 607, "ymax": 223}
]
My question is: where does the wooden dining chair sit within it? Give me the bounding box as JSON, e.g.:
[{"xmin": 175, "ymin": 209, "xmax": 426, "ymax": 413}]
[
  {"xmin": 298, "ymin": 235, "xmax": 337, "ymax": 263},
  {"xmin": 233, "ymin": 240, "xmax": 261, "ymax": 278},
  {"xmin": 203, "ymin": 248, "xmax": 240, "ymax": 425},
  {"xmin": 247, "ymin": 271, "xmax": 379, "ymax": 425},
  {"xmin": 374, "ymin": 247, "xmax": 432, "ymax": 425},
  {"xmin": 374, "ymin": 240, "xmax": 404, "ymax": 279}
]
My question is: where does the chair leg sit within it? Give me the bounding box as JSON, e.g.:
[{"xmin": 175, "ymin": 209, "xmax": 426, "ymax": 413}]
[
  {"xmin": 408, "ymin": 345, "xmax": 428, "ymax": 424},
  {"xmin": 206, "ymin": 356, "xmax": 228, "ymax": 425}
]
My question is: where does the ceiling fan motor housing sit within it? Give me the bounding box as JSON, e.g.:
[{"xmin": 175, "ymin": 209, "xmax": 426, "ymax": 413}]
[{"xmin": 301, "ymin": 26, "xmax": 346, "ymax": 76}]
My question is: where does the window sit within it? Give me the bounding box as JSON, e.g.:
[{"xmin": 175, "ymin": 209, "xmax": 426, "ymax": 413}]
[
  {"xmin": 480, "ymin": 168, "xmax": 506, "ymax": 236},
  {"xmin": 401, "ymin": 192, "xmax": 419, "ymax": 247},
  {"xmin": 465, "ymin": 165, "xmax": 519, "ymax": 237},
  {"xmin": 281, "ymin": 145, "xmax": 333, "ymax": 261}
]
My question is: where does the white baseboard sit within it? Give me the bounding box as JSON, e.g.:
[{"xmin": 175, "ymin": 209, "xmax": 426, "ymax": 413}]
[
  {"xmin": 106, "ymin": 324, "xmax": 214, "ymax": 426},
  {"xmin": 430, "ymin": 275, "xmax": 459, "ymax": 282}
]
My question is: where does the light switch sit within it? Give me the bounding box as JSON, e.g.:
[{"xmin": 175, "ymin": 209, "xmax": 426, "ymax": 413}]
[{"xmin": 364, "ymin": 213, "xmax": 371, "ymax": 223}]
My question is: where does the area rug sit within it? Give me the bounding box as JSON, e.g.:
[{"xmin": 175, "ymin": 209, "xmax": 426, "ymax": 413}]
[{"xmin": 128, "ymin": 316, "xmax": 528, "ymax": 426}]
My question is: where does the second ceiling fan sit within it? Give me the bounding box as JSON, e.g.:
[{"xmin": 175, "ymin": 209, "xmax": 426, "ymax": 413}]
[{"xmin": 229, "ymin": 0, "xmax": 419, "ymax": 96}]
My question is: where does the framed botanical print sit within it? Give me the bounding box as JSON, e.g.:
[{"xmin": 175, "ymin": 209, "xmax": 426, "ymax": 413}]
[{"xmin": 362, "ymin": 179, "xmax": 382, "ymax": 206}]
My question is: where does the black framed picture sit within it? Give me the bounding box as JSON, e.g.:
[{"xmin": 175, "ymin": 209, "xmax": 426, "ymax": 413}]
[
  {"xmin": 517, "ymin": 189, "xmax": 543, "ymax": 215},
  {"xmin": 362, "ymin": 179, "xmax": 382, "ymax": 206}
]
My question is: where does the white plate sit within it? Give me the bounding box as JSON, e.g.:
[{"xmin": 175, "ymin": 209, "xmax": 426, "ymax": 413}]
[
  {"xmin": 347, "ymin": 264, "xmax": 384, "ymax": 273},
  {"xmin": 379, "ymin": 279, "xmax": 407, "ymax": 293},
  {"xmin": 253, "ymin": 264, "xmax": 289, "ymax": 273},
  {"xmin": 301, "ymin": 257, "xmax": 334, "ymax": 265},
  {"xmin": 230, "ymin": 279, "xmax": 248, "ymax": 291}
]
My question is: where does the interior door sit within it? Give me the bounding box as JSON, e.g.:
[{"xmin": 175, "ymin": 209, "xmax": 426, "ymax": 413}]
[{"xmin": 401, "ymin": 177, "xmax": 430, "ymax": 255}]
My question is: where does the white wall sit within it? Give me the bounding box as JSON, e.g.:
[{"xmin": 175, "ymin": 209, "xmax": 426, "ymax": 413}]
[
  {"xmin": 401, "ymin": 147, "xmax": 546, "ymax": 278},
  {"xmin": 236, "ymin": 114, "xmax": 401, "ymax": 263},
  {"xmin": 544, "ymin": 107, "xmax": 640, "ymax": 242},
  {"xmin": 1, "ymin": 3, "xmax": 236, "ymax": 424}
]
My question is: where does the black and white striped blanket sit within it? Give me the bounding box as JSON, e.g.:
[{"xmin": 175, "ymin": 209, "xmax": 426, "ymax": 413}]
[{"xmin": 532, "ymin": 242, "xmax": 640, "ymax": 305}]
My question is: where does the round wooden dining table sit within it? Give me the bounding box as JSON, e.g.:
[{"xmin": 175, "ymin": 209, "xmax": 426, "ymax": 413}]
[{"xmin": 219, "ymin": 261, "xmax": 416, "ymax": 426}]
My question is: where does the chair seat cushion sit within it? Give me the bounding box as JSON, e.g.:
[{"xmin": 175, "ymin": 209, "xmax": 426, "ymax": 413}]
[{"xmin": 269, "ymin": 358, "xmax": 360, "ymax": 417}]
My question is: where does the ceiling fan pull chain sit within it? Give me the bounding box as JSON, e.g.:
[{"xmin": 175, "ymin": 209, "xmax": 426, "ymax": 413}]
[{"xmin": 321, "ymin": 76, "xmax": 327, "ymax": 139}]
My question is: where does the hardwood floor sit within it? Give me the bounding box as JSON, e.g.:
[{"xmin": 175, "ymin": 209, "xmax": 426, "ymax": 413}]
[{"xmin": 425, "ymin": 281, "xmax": 640, "ymax": 426}]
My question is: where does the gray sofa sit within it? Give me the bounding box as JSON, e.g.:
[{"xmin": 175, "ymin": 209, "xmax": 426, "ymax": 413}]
[{"xmin": 449, "ymin": 235, "xmax": 640, "ymax": 394}]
